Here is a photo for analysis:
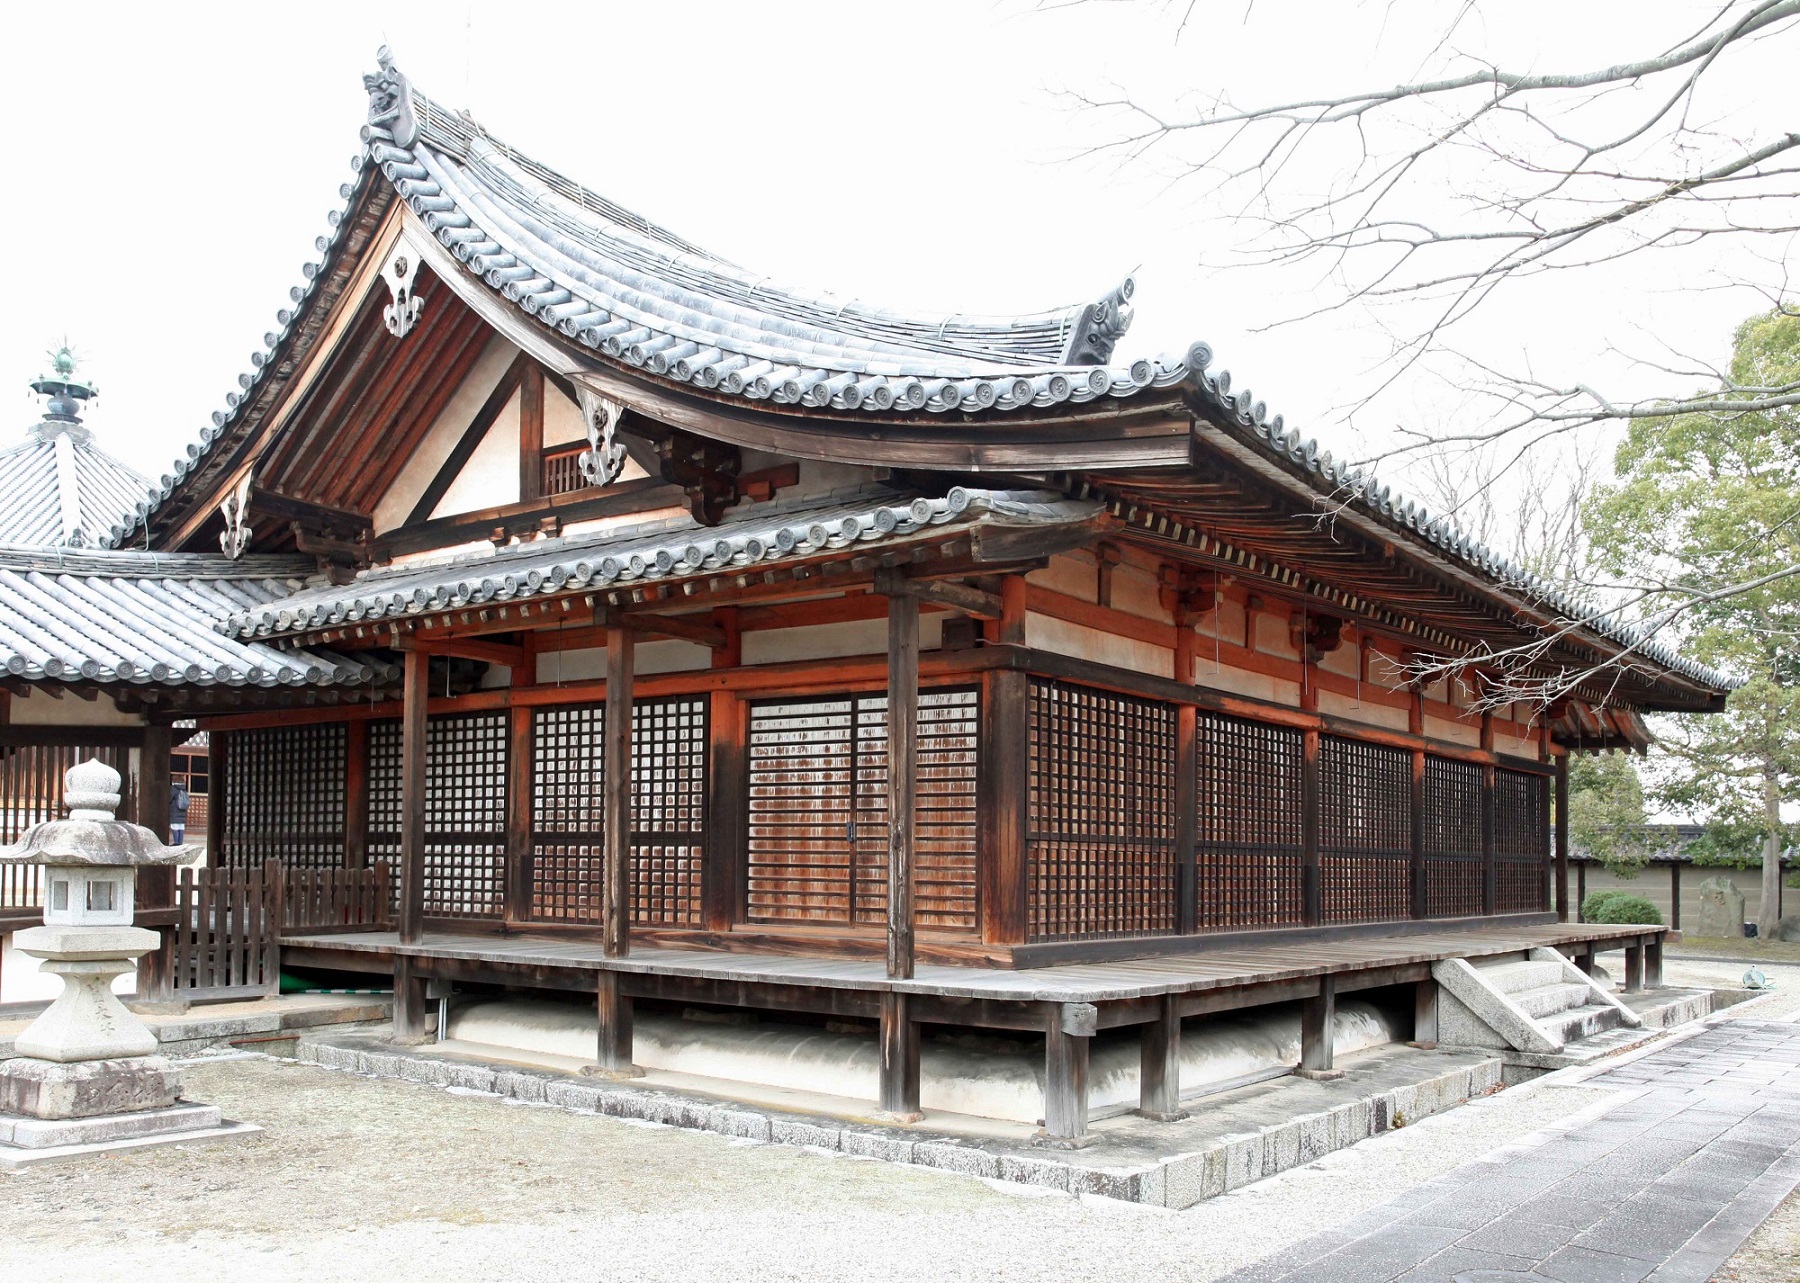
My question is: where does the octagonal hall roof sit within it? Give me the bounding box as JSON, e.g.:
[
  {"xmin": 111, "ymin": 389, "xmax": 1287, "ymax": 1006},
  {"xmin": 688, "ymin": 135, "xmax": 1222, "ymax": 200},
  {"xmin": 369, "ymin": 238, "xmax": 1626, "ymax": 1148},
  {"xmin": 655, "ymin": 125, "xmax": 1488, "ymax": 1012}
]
[{"xmin": 0, "ymin": 412, "xmax": 151, "ymax": 549}]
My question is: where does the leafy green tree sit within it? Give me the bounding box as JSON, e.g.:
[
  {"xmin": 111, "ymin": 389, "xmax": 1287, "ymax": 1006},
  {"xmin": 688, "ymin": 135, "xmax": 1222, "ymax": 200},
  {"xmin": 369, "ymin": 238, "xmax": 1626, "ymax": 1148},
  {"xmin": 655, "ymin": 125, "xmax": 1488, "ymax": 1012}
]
[
  {"xmin": 1568, "ymin": 753, "xmax": 1656, "ymax": 876},
  {"xmin": 1588, "ymin": 309, "xmax": 1800, "ymax": 935}
]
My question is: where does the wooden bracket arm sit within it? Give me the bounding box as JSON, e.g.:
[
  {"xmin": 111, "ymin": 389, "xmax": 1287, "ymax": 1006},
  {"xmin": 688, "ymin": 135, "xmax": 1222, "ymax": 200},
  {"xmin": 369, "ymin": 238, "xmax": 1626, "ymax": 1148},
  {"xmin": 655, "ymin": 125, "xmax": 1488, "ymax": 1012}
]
[{"xmin": 872, "ymin": 568, "xmax": 1004, "ymax": 620}]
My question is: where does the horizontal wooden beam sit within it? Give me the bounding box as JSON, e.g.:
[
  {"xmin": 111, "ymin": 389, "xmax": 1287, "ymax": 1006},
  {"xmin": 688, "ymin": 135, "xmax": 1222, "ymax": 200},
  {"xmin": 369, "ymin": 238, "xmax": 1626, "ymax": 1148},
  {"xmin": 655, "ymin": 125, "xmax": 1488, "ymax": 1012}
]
[
  {"xmin": 873, "ymin": 568, "xmax": 1003, "ymax": 620},
  {"xmin": 401, "ymin": 636, "xmax": 529, "ymax": 669},
  {"xmin": 0, "ymin": 725, "xmax": 145, "ymax": 748}
]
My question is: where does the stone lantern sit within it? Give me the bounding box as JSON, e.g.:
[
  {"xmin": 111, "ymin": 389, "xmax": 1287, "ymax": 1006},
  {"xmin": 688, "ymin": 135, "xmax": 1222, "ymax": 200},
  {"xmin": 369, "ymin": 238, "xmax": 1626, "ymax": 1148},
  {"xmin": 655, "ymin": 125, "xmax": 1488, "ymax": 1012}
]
[{"xmin": 0, "ymin": 759, "xmax": 254, "ymax": 1165}]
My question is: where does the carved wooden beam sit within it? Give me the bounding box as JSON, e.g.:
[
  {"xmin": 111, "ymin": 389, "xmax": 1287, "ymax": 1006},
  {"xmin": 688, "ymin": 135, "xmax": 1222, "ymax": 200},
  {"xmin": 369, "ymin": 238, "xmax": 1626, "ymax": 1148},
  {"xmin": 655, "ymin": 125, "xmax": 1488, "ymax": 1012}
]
[
  {"xmin": 656, "ymin": 430, "xmax": 741, "ymax": 527},
  {"xmin": 871, "ymin": 568, "xmax": 1003, "ymax": 620}
]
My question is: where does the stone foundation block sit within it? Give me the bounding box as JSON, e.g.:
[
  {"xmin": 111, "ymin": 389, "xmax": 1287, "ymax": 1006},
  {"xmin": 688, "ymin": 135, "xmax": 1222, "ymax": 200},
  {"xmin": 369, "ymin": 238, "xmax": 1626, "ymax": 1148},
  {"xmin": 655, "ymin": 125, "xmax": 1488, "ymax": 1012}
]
[
  {"xmin": 841, "ymin": 1129, "xmax": 915, "ymax": 1164},
  {"xmin": 0, "ymin": 1102, "xmax": 221, "ymax": 1149},
  {"xmin": 997, "ymin": 1153, "xmax": 1070, "ymax": 1191},
  {"xmin": 913, "ymin": 1140, "xmax": 1000, "ymax": 1179},
  {"xmin": 0, "ymin": 1056, "xmax": 180, "ymax": 1120},
  {"xmin": 769, "ymin": 1118, "xmax": 840, "ymax": 1150}
]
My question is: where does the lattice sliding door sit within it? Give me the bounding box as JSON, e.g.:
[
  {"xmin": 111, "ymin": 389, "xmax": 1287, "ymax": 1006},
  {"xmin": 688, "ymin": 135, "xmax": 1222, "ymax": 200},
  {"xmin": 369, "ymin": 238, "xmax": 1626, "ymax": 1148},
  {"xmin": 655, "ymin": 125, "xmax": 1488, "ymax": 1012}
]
[
  {"xmin": 1494, "ymin": 768, "xmax": 1551, "ymax": 913},
  {"xmin": 1318, "ymin": 735, "xmax": 1412, "ymax": 923},
  {"xmin": 1026, "ymin": 678, "xmax": 1178, "ymax": 942},
  {"xmin": 366, "ymin": 712, "xmax": 507, "ymax": 920},
  {"xmin": 1194, "ymin": 711, "xmax": 1305, "ymax": 930},
  {"xmin": 1423, "ymin": 755, "xmax": 1484, "ymax": 917},
  {"xmin": 528, "ymin": 697, "xmax": 708, "ymax": 928},
  {"xmin": 745, "ymin": 689, "xmax": 979, "ymax": 931},
  {"xmin": 217, "ymin": 723, "xmax": 347, "ymax": 871}
]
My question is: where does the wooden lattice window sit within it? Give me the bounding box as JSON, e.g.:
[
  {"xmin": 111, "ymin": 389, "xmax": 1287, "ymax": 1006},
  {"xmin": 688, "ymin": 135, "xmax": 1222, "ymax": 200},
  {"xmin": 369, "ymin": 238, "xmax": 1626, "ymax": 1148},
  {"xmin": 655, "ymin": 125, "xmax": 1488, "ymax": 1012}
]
[
  {"xmin": 529, "ymin": 697, "xmax": 708, "ymax": 928},
  {"xmin": 540, "ymin": 444, "xmax": 587, "ymax": 497},
  {"xmin": 1494, "ymin": 767, "xmax": 1550, "ymax": 913},
  {"xmin": 1424, "ymin": 755, "xmax": 1485, "ymax": 917},
  {"xmin": 1318, "ymin": 735, "xmax": 1412, "ymax": 923},
  {"xmin": 1195, "ymin": 711, "xmax": 1305, "ymax": 930},
  {"xmin": 0, "ymin": 743, "xmax": 131, "ymax": 910},
  {"xmin": 745, "ymin": 689, "xmax": 978, "ymax": 930},
  {"xmin": 217, "ymin": 723, "xmax": 346, "ymax": 871},
  {"xmin": 1026, "ymin": 678, "xmax": 1177, "ymax": 942},
  {"xmin": 366, "ymin": 713, "xmax": 507, "ymax": 919}
]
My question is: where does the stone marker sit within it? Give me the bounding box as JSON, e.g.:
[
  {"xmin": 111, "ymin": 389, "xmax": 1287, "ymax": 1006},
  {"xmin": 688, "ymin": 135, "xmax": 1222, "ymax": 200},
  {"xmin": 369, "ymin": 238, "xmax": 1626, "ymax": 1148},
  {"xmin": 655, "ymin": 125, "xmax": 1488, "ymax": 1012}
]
[
  {"xmin": 0, "ymin": 759, "xmax": 259, "ymax": 1166},
  {"xmin": 1693, "ymin": 876, "xmax": 1745, "ymax": 940}
]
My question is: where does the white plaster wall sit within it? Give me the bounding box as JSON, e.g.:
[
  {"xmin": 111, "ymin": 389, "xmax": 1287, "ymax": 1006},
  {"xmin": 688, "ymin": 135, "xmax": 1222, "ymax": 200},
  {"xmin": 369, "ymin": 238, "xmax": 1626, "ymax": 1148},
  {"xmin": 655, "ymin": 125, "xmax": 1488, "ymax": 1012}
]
[
  {"xmin": 1026, "ymin": 612, "xmax": 1170, "ymax": 678},
  {"xmin": 1254, "ymin": 611, "xmax": 1299, "ymax": 659},
  {"xmin": 373, "ymin": 333, "xmax": 518, "ymax": 534},
  {"xmin": 544, "ymin": 383, "xmax": 587, "ymax": 446},
  {"xmin": 1190, "ymin": 662, "xmax": 1295, "ymax": 705},
  {"xmin": 431, "ymin": 386, "xmax": 521, "ymax": 518},
  {"xmin": 1425, "ymin": 713, "xmax": 1481, "ymax": 747},
  {"xmin": 535, "ymin": 637, "xmax": 714, "ymax": 684},
  {"xmin": 1317, "ymin": 688, "xmax": 1411, "ymax": 731},
  {"xmin": 741, "ymin": 614, "xmax": 943, "ymax": 668},
  {"xmin": 1109, "ymin": 562, "xmax": 1167, "ymax": 623},
  {"xmin": 1027, "ymin": 551, "xmax": 1098, "ymax": 600}
]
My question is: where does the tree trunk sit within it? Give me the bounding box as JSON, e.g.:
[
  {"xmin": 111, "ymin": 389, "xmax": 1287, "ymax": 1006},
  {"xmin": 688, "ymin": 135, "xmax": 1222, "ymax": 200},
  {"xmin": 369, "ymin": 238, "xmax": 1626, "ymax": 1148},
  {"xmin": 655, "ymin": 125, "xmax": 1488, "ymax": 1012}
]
[{"xmin": 1759, "ymin": 765, "xmax": 1784, "ymax": 939}]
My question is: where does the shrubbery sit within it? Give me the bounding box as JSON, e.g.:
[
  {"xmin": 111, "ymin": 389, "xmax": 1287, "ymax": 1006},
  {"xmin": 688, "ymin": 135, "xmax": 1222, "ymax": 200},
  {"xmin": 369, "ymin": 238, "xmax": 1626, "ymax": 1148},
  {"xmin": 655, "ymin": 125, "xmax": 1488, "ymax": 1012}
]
[{"xmin": 1580, "ymin": 890, "xmax": 1664, "ymax": 925}]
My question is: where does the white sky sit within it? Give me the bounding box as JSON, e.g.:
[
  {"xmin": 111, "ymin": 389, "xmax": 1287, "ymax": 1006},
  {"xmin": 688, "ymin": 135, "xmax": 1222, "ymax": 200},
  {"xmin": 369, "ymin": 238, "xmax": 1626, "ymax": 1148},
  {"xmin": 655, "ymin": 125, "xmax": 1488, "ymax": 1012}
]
[{"xmin": 0, "ymin": 1, "xmax": 1784, "ymax": 503}]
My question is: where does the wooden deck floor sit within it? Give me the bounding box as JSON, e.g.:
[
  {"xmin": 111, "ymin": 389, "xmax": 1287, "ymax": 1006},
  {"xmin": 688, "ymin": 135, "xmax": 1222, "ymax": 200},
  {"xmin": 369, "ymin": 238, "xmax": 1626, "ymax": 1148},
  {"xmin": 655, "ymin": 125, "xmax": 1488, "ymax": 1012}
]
[{"xmin": 290, "ymin": 922, "xmax": 1658, "ymax": 1005}]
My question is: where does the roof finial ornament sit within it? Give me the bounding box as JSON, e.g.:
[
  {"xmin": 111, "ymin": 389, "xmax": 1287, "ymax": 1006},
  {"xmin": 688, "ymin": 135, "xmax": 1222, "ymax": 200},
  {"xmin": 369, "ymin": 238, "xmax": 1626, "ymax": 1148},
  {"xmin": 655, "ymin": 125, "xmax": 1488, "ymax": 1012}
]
[
  {"xmin": 363, "ymin": 46, "xmax": 419, "ymax": 149},
  {"xmin": 1060, "ymin": 277, "xmax": 1137, "ymax": 366},
  {"xmin": 576, "ymin": 387, "xmax": 628, "ymax": 487},
  {"xmin": 381, "ymin": 245, "xmax": 423, "ymax": 338},
  {"xmin": 29, "ymin": 341, "xmax": 98, "ymax": 442},
  {"xmin": 219, "ymin": 470, "xmax": 253, "ymax": 559}
]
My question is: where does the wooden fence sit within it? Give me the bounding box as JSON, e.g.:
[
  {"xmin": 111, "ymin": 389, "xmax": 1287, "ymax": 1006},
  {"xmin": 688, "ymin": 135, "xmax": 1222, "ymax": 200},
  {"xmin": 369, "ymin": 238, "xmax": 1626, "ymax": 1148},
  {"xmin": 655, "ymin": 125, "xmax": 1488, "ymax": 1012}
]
[{"xmin": 143, "ymin": 862, "xmax": 392, "ymax": 1001}]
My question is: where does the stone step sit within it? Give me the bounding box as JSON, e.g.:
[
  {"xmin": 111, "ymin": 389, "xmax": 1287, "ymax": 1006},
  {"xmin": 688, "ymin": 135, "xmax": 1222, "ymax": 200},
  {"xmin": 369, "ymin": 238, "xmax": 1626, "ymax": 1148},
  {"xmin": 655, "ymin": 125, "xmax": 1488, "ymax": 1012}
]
[
  {"xmin": 1540, "ymin": 1003, "xmax": 1626, "ymax": 1046},
  {"xmin": 1474, "ymin": 959, "xmax": 1566, "ymax": 995},
  {"xmin": 1509, "ymin": 983, "xmax": 1596, "ymax": 1020}
]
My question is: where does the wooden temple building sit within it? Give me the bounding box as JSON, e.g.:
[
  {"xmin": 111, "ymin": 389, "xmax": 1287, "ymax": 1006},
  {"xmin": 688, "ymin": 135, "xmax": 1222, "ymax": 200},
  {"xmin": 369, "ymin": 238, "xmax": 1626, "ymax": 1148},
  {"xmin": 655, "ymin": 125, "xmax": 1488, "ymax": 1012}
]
[{"xmin": 48, "ymin": 51, "xmax": 1731, "ymax": 1138}]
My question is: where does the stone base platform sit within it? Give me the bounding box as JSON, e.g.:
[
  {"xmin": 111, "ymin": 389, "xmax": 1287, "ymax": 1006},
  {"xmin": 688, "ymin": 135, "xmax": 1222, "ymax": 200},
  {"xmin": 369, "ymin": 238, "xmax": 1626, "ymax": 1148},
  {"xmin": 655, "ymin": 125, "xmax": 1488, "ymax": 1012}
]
[
  {"xmin": 0, "ymin": 992, "xmax": 392, "ymax": 1061},
  {"xmin": 299, "ymin": 1032, "xmax": 1505, "ymax": 1208},
  {"xmin": 0, "ymin": 1102, "xmax": 259, "ymax": 1169}
]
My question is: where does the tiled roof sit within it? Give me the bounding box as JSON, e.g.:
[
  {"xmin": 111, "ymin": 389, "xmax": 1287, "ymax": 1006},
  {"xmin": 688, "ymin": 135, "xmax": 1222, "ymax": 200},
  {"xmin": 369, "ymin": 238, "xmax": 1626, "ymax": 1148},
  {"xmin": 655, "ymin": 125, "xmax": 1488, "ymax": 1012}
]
[
  {"xmin": 225, "ymin": 486, "xmax": 1098, "ymax": 640},
  {"xmin": 0, "ymin": 545, "xmax": 395, "ymax": 688},
  {"xmin": 0, "ymin": 421, "xmax": 151, "ymax": 547},
  {"xmin": 106, "ymin": 50, "xmax": 1732, "ymax": 700}
]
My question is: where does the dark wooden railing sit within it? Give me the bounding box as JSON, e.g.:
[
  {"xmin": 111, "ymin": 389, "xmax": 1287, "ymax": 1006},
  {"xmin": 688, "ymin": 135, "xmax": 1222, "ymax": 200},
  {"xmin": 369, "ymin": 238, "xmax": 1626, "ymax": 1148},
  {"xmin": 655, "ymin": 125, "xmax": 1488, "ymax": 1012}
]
[
  {"xmin": 541, "ymin": 444, "xmax": 587, "ymax": 497},
  {"xmin": 168, "ymin": 863, "xmax": 281, "ymax": 998},
  {"xmin": 281, "ymin": 864, "xmax": 392, "ymax": 932}
]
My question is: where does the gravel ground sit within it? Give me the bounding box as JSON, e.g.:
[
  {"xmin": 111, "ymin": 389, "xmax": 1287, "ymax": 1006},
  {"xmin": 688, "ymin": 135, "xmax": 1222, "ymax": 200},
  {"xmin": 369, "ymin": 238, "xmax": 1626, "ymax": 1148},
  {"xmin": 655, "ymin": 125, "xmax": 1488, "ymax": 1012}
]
[
  {"xmin": 0, "ymin": 1053, "xmax": 1617, "ymax": 1283},
  {"xmin": 1709, "ymin": 1189, "xmax": 1800, "ymax": 1283}
]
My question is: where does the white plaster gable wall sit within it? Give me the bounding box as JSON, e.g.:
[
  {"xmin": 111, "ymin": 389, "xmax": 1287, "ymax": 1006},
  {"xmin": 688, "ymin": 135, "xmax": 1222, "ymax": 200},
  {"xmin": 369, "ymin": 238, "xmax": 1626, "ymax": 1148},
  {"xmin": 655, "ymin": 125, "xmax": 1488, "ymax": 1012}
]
[
  {"xmin": 544, "ymin": 383, "xmax": 587, "ymax": 446},
  {"xmin": 372, "ymin": 333, "xmax": 519, "ymax": 534},
  {"xmin": 431, "ymin": 385, "xmax": 521, "ymax": 518}
]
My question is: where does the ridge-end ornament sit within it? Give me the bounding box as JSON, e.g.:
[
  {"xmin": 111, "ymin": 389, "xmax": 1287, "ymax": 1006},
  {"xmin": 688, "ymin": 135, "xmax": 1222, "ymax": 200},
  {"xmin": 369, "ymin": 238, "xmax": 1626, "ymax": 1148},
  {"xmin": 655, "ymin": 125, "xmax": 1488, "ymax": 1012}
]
[
  {"xmin": 576, "ymin": 387, "xmax": 627, "ymax": 487},
  {"xmin": 382, "ymin": 249, "xmax": 423, "ymax": 338},
  {"xmin": 363, "ymin": 46, "xmax": 419, "ymax": 148}
]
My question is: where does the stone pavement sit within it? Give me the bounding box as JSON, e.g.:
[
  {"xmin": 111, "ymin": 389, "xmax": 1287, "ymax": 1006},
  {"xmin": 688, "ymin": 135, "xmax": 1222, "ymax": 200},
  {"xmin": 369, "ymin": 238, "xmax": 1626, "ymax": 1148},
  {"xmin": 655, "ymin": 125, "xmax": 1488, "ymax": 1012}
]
[{"xmin": 1225, "ymin": 1018, "xmax": 1800, "ymax": 1283}]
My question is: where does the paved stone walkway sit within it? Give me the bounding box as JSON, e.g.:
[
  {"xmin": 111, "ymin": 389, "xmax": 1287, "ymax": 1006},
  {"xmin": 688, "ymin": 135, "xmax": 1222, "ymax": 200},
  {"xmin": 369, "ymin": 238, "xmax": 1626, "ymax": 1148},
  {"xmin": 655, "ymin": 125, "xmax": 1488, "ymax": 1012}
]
[{"xmin": 1226, "ymin": 1018, "xmax": 1800, "ymax": 1283}]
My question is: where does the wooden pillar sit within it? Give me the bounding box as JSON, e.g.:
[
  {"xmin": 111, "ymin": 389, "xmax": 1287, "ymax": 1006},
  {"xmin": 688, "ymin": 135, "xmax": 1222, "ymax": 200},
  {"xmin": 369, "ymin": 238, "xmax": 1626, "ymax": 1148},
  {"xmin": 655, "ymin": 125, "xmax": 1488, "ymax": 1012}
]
[
  {"xmin": 136, "ymin": 725, "xmax": 176, "ymax": 1005},
  {"xmin": 878, "ymin": 991, "xmax": 922, "ymax": 1121},
  {"xmin": 886, "ymin": 589, "xmax": 919, "ymax": 981},
  {"xmin": 979, "ymin": 667, "xmax": 1029, "ymax": 947},
  {"xmin": 1624, "ymin": 942, "xmax": 1644, "ymax": 993},
  {"xmin": 1176, "ymin": 704, "xmax": 1198, "ymax": 935},
  {"xmin": 1554, "ymin": 755, "xmax": 1571, "ymax": 922},
  {"xmin": 1409, "ymin": 686, "xmax": 1427, "ymax": 920},
  {"xmin": 1412, "ymin": 980, "xmax": 1438, "ymax": 1048},
  {"xmin": 1138, "ymin": 993, "xmax": 1187, "ymax": 1120},
  {"xmin": 1577, "ymin": 860, "xmax": 1588, "ymax": 921},
  {"xmin": 399, "ymin": 648, "xmax": 429, "ymax": 945},
  {"xmin": 1299, "ymin": 977, "xmax": 1341, "ymax": 1077},
  {"xmin": 1042, "ymin": 1002, "xmax": 1095, "ymax": 1145},
  {"xmin": 392, "ymin": 953, "xmax": 429, "ymax": 1043},
  {"xmin": 1646, "ymin": 936, "xmax": 1664, "ymax": 988},
  {"xmin": 1669, "ymin": 861, "xmax": 1682, "ymax": 932},
  {"xmin": 1480, "ymin": 714, "xmax": 1497, "ymax": 917},
  {"xmin": 591, "ymin": 970, "xmax": 642, "ymax": 1076},
  {"xmin": 210, "ymin": 731, "xmax": 230, "ymax": 867},
  {"xmin": 505, "ymin": 704, "xmax": 533, "ymax": 926},
  {"xmin": 345, "ymin": 719, "xmax": 369, "ymax": 870},
  {"xmin": 705, "ymin": 608, "xmax": 744, "ymax": 933},
  {"xmin": 603, "ymin": 625, "xmax": 634, "ymax": 959},
  {"xmin": 518, "ymin": 363, "xmax": 545, "ymax": 503},
  {"xmin": 1301, "ymin": 727, "xmax": 1322, "ymax": 927}
]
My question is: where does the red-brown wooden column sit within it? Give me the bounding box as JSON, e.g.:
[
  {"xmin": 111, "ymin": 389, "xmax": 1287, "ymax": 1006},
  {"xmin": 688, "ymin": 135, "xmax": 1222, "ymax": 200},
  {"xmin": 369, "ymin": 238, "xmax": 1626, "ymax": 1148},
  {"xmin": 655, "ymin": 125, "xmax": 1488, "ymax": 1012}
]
[
  {"xmin": 136, "ymin": 724, "xmax": 175, "ymax": 1005},
  {"xmin": 1409, "ymin": 686, "xmax": 1427, "ymax": 920},
  {"xmin": 344, "ymin": 720, "xmax": 369, "ymax": 869},
  {"xmin": 1300, "ymin": 653, "xmax": 1322, "ymax": 927},
  {"xmin": 1554, "ymin": 754, "xmax": 1571, "ymax": 922},
  {"xmin": 703, "ymin": 608, "xmax": 744, "ymax": 933},
  {"xmin": 505, "ymin": 704, "xmax": 533, "ymax": 927},
  {"xmin": 394, "ymin": 648, "xmax": 431, "ymax": 1043},
  {"xmin": 878, "ymin": 578, "xmax": 923, "ymax": 1121},
  {"xmin": 595, "ymin": 621, "xmax": 642, "ymax": 1078},
  {"xmin": 1480, "ymin": 711, "xmax": 1497, "ymax": 916},
  {"xmin": 979, "ymin": 576, "xmax": 1029, "ymax": 948}
]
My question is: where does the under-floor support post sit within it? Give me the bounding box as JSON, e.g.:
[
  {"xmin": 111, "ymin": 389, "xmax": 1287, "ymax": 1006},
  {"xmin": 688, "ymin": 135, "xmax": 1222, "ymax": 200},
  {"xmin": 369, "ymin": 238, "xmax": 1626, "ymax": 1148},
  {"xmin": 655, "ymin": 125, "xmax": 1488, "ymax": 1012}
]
[
  {"xmin": 1411, "ymin": 980, "xmax": 1439, "ymax": 1049},
  {"xmin": 1644, "ymin": 937, "xmax": 1663, "ymax": 990},
  {"xmin": 878, "ymin": 991, "xmax": 922, "ymax": 1122},
  {"xmin": 1298, "ymin": 977, "xmax": 1343, "ymax": 1079},
  {"xmin": 590, "ymin": 970, "xmax": 643, "ymax": 1078},
  {"xmin": 392, "ymin": 954, "xmax": 430, "ymax": 1044},
  {"xmin": 1624, "ymin": 943, "xmax": 1644, "ymax": 993},
  {"xmin": 1041, "ymin": 1002, "xmax": 1095, "ymax": 1147},
  {"xmin": 1138, "ymin": 992, "xmax": 1188, "ymax": 1120},
  {"xmin": 1669, "ymin": 862, "xmax": 1682, "ymax": 932},
  {"xmin": 1573, "ymin": 949, "xmax": 1594, "ymax": 976}
]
